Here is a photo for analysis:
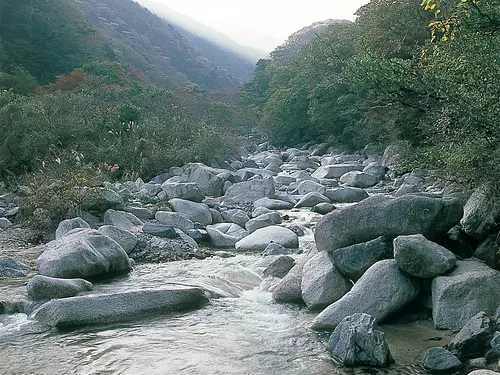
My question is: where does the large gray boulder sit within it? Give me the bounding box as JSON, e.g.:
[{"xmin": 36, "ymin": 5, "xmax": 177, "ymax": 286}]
[
  {"xmin": 37, "ymin": 228, "xmax": 131, "ymax": 279},
  {"xmin": 315, "ymin": 195, "xmax": 463, "ymax": 253},
  {"xmin": 323, "ymin": 187, "xmax": 369, "ymax": 203},
  {"xmin": 83, "ymin": 188, "xmax": 124, "ymax": 213},
  {"xmin": 432, "ymin": 260, "xmax": 500, "ymax": 330},
  {"xmin": 461, "ymin": 186, "xmax": 500, "ymax": 240},
  {"xmin": 224, "ymin": 178, "xmax": 275, "ymax": 203},
  {"xmin": 103, "ymin": 209, "xmax": 143, "ymax": 230},
  {"xmin": 447, "ymin": 311, "xmax": 494, "ymax": 359},
  {"xmin": 468, "ymin": 371, "xmax": 500, "ymax": 375},
  {"xmin": 32, "ymin": 286, "xmax": 208, "ymax": 327},
  {"xmin": 179, "ymin": 164, "xmax": 225, "ymax": 196},
  {"xmin": 155, "ymin": 211, "xmax": 194, "ymax": 232},
  {"xmin": 169, "ymin": 199, "xmax": 212, "ymax": 226},
  {"xmin": 245, "ymin": 212, "xmax": 282, "ymax": 233},
  {"xmin": 363, "ymin": 162, "xmax": 387, "ymax": 180},
  {"xmin": 161, "ymin": 182, "xmax": 204, "ymax": 202},
  {"xmin": 301, "ymin": 251, "xmax": 351, "ymax": 310},
  {"xmin": 421, "ymin": 347, "xmax": 463, "ymax": 374},
  {"xmin": 328, "ymin": 313, "xmax": 393, "ymax": 367},
  {"xmin": 206, "ymin": 223, "xmax": 248, "ymax": 247},
  {"xmin": 98, "ymin": 225, "xmax": 137, "ymax": 254},
  {"xmin": 235, "ymin": 226, "xmax": 298, "ymax": 251},
  {"xmin": 332, "ymin": 237, "xmax": 393, "ymax": 281},
  {"xmin": 340, "ymin": 171, "xmax": 379, "ymax": 188},
  {"xmin": 55, "ymin": 218, "xmax": 91, "ymax": 240},
  {"xmin": 27, "ymin": 275, "xmax": 93, "ymax": 300},
  {"xmin": 261, "ymin": 243, "xmax": 292, "ymax": 256},
  {"xmin": 221, "ymin": 209, "xmax": 250, "ymax": 228},
  {"xmin": 311, "ymin": 259, "xmax": 421, "ymax": 330},
  {"xmin": 312, "ymin": 164, "xmax": 362, "ymax": 179},
  {"xmin": 394, "ymin": 234, "xmax": 457, "ymax": 278}
]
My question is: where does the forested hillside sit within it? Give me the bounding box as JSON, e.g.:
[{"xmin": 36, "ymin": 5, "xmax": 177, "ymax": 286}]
[
  {"xmin": 239, "ymin": 0, "xmax": 500, "ymax": 189},
  {"xmin": 0, "ymin": 0, "xmax": 252, "ymax": 183}
]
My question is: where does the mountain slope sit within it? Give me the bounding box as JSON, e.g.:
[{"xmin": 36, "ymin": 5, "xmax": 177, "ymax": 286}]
[{"xmin": 73, "ymin": 0, "xmax": 243, "ymax": 90}]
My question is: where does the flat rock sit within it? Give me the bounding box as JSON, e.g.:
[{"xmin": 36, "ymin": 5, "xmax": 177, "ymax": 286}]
[
  {"xmin": 323, "ymin": 187, "xmax": 369, "ymax": 203},
  {"xmin": 32, "ymin": 286, "xmax": 208, "ymax": 326},
  {"xmin": 253, "ymin": 197, "xmax": 294, "ymax": 210},
  {"xmin": 311, "ymin": 259, "xmax": 421, "ymax": 330}
]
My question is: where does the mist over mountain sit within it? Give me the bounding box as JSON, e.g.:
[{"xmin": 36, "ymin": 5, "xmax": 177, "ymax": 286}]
[{"xmin": 135, "ymin": 0, "xmax": 266, "ymax": 82}]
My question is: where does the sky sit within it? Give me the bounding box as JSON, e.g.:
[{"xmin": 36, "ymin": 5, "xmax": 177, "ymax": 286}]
[{"xmin": 141, "ymin": 0, "xmax": 369, "ymax": 51}]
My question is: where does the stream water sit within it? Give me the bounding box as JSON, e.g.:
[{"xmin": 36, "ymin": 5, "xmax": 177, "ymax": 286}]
[{"xmin": 0, "ymin": 211, "xmax": 453, "ymax": 375}]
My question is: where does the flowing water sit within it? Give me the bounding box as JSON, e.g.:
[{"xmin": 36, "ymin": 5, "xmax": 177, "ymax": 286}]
[{"xmin": 0, "ymin": 211, "xmax": 453, "ymax": 375}]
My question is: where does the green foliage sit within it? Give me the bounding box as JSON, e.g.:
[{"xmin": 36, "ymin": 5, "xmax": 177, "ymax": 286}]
[{"xmin": 240, "ymin": 0, "xmax": 499, "ymax": 189}]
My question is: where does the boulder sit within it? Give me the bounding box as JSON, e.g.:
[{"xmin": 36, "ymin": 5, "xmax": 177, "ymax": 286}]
[
  {"xmin": 221, "ymin": 209, "xmax": 250, "ymax": 228},
  {"xmin": 468, "ymin": 371, "xmax": 500, "ymax": 375},
  {"xmin": 179, "ymin": 164, "xmax": 225, "ymax": 196},
  {"xmin": 0, "ymin": 217, "xmax": 12, "ymax": 229},
  {"xmin": 311, "ymin": 259, "xmax": 421, "ymax": 330},
  {"xmin": 161, "ymin": 182, "xmax": 204, "ymax": 202},
  {"xmin": 301, "ymin": 251, "xmax": 351, "ymax": 310},
  {"xmin": 296, "ymin": 180, "xmax": 326, "ymax": 195},
  {"xmin": 274, "ymin": 175, "xmax": 296, "ymax": 187},
  {"xmin": 0, "ymin": 256, "xmax": 29, "ymax": 277},
  {"xmin": 461, "ymin": 186, "xmax": 500, "ymax": 240},
  {"xmin": 395, "ymin": 183, "xmax": 420, "ymax": 197},
  {"xmin": 124, "ymin": 206, "xmax": 155, "ymax": 220},
  {"xmin": 294, "ymin": 192, "xmax": 330, "ymax": 208},
  {"xmin": 98, "ymin": 225, "xmax": 137, "ymax": 254},
  {"xmin": 394, "ymin": 234, "xmax": 457, "ymax": 278},
  {"xmin": 363, "ymin": 162, "xmax": 387, "ymax": 180},
  {"xmin": 340, "ymin": 171, "xmax": 379, "ymax": 188},
  {"xmin": 169, "ymin": 199, "xmax": 212, "ymax": 226},
  {"xmin": 155, "ymin": 211, "xmax": 194, "ymax": 232},
  {"xmin": 272, "ymin": 250, "xmax": 315, "ymax": 303},
  {"xmin": 328, "ymin": 313, "xmax": 393, "ymax": 367},
  {"xmin": 315, "ymin": 195, "xmax": 463, "ymax": 253},
  {"xmin": 253, "ymin": 197, "xmax": 294, "ymax": 210},
  {"xmin": 263, "ymin": 256, "xmax": 295, "ymax": 278},
  {"xmin": 206, "ymin": 223, "xmax": 248, "ymax": 248},
  {"xmin": 83, "ymin": 188, "xmax": 124, "ymax": 213},
  {"xmin": 381, "ymin": 143, "xmax": 409, "ymax": 171},
  {"xmin": 261, "ymin": 243, "xmax": 293, "ymax": 256},
  {"xmin": 224, "ymin": 178, "xmax": 275, "ymax": 203},
  {"xmin": 235, "ymin": 226, "xmax": 299, "ymax": 251},
  {"xmin": 142, "ymin": 223, "xmax": 177, "ymax": 238},
  {"xmin": 103, "ymin": 209, "xmax": 143, "ymax": 230},
  {"xmin": 474, "ymin": 234, "xmax": 500, "ymax": 270},
  {"xmin": 245, "ymin": 212, "xmax": 282, "ymax": 233},
  {"xmin": 421, "ymin": 347, "xmax": 463, "ymax": 374},
  {"xmin": 323, "ymin": 187, "xmax": 369, "ymax": 203},
  {"xmin": 332, "ymin": 237, "xmax": 393, "ymax": 281},
  {"xmin": 27, "ymin": 275, "xmax": 93, "ymax": 300},
  {"xmin": 447, "ymin": 312, "xmax": 494, "ymax": 359},
  {"xmin": 432, "ymin": 261, "xmax": 500, "ymax": 330},
  {"xmin": 32, "ymin": 286, "xmax": 208, "ymax": 327},
  {"xmin": 311, "ymin": 202, "xmax": 335, "ymax": 215},
  {"xmin": 55, "ymin": 218, "xmax": 91, "ymax": 240},
  {"xmin": 312, "ymin": 164, "xmax": 362, "ymax": 179},
  {"xmin": 37, "ymin": 228, "xmax": 131, "ymax": 279}
]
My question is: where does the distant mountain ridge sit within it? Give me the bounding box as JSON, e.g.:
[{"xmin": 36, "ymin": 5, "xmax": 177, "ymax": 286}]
[{"xmin": 73, "ymin": 0, "xmax": 248, "ymax": 90}]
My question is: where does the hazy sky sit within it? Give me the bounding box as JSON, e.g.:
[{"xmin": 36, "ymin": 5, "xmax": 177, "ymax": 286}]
[{"xmin": 142, "ymin": 0, "xmax": 369, "ymax": 51}]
